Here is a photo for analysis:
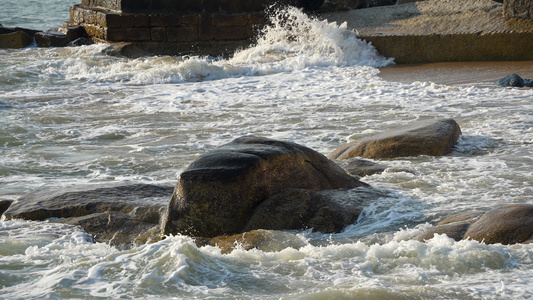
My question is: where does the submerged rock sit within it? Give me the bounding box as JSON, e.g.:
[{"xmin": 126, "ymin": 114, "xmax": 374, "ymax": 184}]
[
  {"xmin": 200, "ymin": 229, "xmax": 308, "ymax": 254},
  {"xmin": 415, "ymin": 204, "xmax": 533, "ymax": 244},
  {"xmin": 0, "ymin": 31, "xmax": 33, "ymax": 48},
  {"xmin": 328, "ymin": 118, "xmax": 462, "ymax": 160},
  {"xmin": 495, "ymin": 74, "xmax": 533, "ymax": 88},
  {"xmin": 162, "ymin": 136, "xmax": 370, "ymax": 238},
  {"xmin": 3, "ymin": 183, "xmax": 173, "ymax": 247}
]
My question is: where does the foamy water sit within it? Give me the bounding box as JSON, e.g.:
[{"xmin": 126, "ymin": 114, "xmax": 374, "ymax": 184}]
[{"xmin": 1, "ymin": 3, "xmax": 533, "ymax": 299}]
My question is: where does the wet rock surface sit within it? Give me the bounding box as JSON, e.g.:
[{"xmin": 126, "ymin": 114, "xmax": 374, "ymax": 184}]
[
  {"xmin": 328, "ymin": 118, "xmax": 462, "ymax": 160},
  {"xmin": 3, "ymin": 184, "xmax": 173, "ymax": 247},
  {"xmin": 162, "ymin": 136, "xmax": 369, "ymax": 238},
  {"xmin": 416, "ymin": 205, "xmax": 533, "ymax": 244}
]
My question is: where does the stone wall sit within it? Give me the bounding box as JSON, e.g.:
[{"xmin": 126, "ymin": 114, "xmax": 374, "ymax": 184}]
[{"xmin": 69, "ymin": 0, "xmax": 289, "ymax": 55}]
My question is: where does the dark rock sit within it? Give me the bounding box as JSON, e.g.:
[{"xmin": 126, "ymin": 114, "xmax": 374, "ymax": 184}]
[
  {"xmin": 55, "ymin": 25, "xmax": 88, "ymax": 41},
  {"xmin": 162, "ymin": 136, "xmax": 367, "ymax": 238},
  {"xmin": 0, "ymin": 26, "xmax": 40, "ymax": 37},
  {"xmin": 35, "ymin": 31, "xmax": 70, "ymax": 47},
  {"xmin": 495, "ymin": 74, "xmax": 533, "ymax": 87},
  {"xmin": 243, "ymin": 189, "xmax": 359, "ymax": 233},
  {"xmin": 0, "ymin": 199, "xmax": 13, "ymax": 216},
  {"xmin": 321, "ymin": 0, "xmax": 368, "ymax": 12},
  {"xmin": 3, "ymin": 183, "xmax": 173, "ymax": 247},
  {"xmin": 328, "ymin": 118, "xmax": 462, "ymax": 160},
  {"xmin": 57, "ymin": 212, "xmax": 161, "ymax": 248},
  {"xmin": 415, "ymin": 205, "xmax": 533, "ymax": 244},
  {"xmin": 0, "ymin": 31, "xmax": 33, "ymax": 48},
  {"xmin": 297, "ymin": 0, "xmax": 325, "ymax": 11}
]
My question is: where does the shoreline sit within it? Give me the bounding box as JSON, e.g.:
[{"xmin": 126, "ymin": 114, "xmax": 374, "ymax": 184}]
[{"xmin": 378, "ymin": 60, "xmax": 533, "ymax": 85}]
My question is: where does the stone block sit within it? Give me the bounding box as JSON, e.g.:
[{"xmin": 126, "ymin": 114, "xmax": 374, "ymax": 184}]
[
  {"xmin": 151, "ymin": 27, "xmax": 167, "ymax": 41},
  {"xmin": 83, "ymin": 8, "xmax": 98, "ymax": 25},
  {"xmin": 120, "ymin": 15, "xmax": 135, "ymax": 27},
  {"xmin": 199, "ymin": 15, "xmax": 214, "ymax": 40},
  {"xmin": 106, "ymin": 27, "xmax": 151, "ymax": 41},
  {"xmin": 167, "ymin": 26, "xmax": 199, "ymax": 41},
  {"xmin": 204, "ymin": 0, "xmax": 220, "ymax": 12},
  {"xmin": 212, "ymin": 14, "xmax": 250, "ymax": 27},
  {"xmin": 82, "ymin": 24, "xmax": 106, "ymax": 39},
  {"xmin": 150, "ymin": 14, "xmax": 181, "ymax": 27},
  {"xmin": 56, "ymin": 26, "xmax": 88, "ymax": 41},
  {"xmin": 35, "ymin": 31, "xmax": 70, "ymax": 47},
  {"xmin": 120, "ymin": 0, "xmax": 151, "ymax": 12},
  {"xmin": 0, "ymin": 31, "xmax": 33, "ymax": 49},
  {"xmin": 135, "ymin": 15, "xmax": 150, "ymax": 27},
  {"xmin": 70, "ymin": 6, "xmax": 85, "ymax": 25},
  {"xmin": 219, "ymin": 0, "xmax": 242, "ymax": 13},
  {"xmin": 242, "ymin": 0, "xmax": 271, "ymax": 11},
  {"xmin": 213, "ymin": 26, "xmax": 250, "ymax": 40},
  {"xmin": 181, "ymin": 15, "xmax": 200, "ymax": 25}
]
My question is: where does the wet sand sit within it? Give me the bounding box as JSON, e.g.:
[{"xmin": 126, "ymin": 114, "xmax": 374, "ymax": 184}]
[{"xmin": 378, "ymin": 61, "xmax": 533, "ymax": 85}]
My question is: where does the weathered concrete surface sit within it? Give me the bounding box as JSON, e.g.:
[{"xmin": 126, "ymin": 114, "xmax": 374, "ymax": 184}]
[{"xmin": 321, "ymin": 0, "xmax": 533, "ymax": 63}]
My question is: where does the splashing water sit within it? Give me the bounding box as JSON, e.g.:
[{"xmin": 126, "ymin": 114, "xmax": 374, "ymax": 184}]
[{"xmin": 230, "ymin": 6, "xmax": 394, "ymax": 70}]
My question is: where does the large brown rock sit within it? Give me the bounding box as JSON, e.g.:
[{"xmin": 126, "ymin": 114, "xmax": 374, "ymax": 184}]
[
  {"xmin": 464, "ymin": 204, "xmax": 533, "ymax": 244},
  {"xmin": 3, "ymin": 184, "xmax": 173, "ymax": 247},
  {"xmin": 162, "ymin": 136, "xmax": 368, "ymax": 238},
  {"xmin": 0, "ymin": 31, "xmax": 33, "ymax": 49},
  {"xmin": 243, "ymin": 187, "xmax": 387, "ymax": 233},
  {"xmin": 328, "ymin": 118, "xmax": 462, "ymax": 160},
  {"xmin": 415, "ymin": 205, "xmax": 533, "ymax": 244}
]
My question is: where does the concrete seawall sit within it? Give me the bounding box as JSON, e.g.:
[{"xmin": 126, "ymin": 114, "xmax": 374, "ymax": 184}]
[
  {"xmin": 69, "ymin": 0, "xmax": 533, "ymax": 62},
  {"xmin": 360, "ymin": 32, "xmax": 533, "ymax": 64}
]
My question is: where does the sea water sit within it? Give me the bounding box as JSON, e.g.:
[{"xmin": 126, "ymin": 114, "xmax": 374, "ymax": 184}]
[{"xmin": 1, "ymin": 2, "xmax": 533, "ymax": 299}]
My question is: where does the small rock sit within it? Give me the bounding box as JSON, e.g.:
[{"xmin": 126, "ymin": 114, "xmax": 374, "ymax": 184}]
[
  {"xmin": 328, "ymin": 118, "xmax": 462, "ymax": 160},
  {"xmin": 495, "ymin": 74, "xmax": 533, "ymax": 88}
]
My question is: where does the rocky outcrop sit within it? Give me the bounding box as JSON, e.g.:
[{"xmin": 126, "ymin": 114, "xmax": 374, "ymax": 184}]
[
  {"xmin": 162, "ymin": 136, "xmax": 370, "ymax": 238},
  {"xmin": 495, "ymin": 74, "xmax": 533, "ymax": 87},
  {"xmin": 415, "ymin": 204, "xmax": 533, "ymax": 244},
  {"xmin": 35, "ymin": 26, "xmax": 88, "ymax": 47},
  {"xmin": 328, "ymin": 119, "xmax": 461, "ymax": 160},
  {"xmin": 3, "ymin": 184, "xmax": 173, "ymax": 248},
  {"xmin": 0, "ymin": 31, "xmax": 33, "ymax": 49}
]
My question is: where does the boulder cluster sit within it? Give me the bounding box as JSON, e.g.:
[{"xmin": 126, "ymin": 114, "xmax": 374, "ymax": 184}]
[
  {"xmin": 0, "ymin": 25, "xmax": 91, "ymax": 49},
  {"xmin": 2, "ymin": 118, "xmax": 531, "ymax": 251}
]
